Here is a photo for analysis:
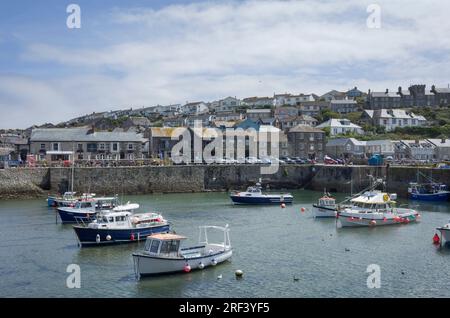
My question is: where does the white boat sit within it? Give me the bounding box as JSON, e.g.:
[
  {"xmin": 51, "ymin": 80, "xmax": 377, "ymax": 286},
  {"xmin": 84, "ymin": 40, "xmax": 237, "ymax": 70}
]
[
  {"xmin": 312, "ymin": 192, "xmax": 337, "ymax": 218},
  {"xmin": 132, "ymin": 225, "xmax": 232, "ymax": 277},
  {"xmin": 437, "ymin": 221, "xmax": 450, "ymax": 243},
  {"xmin": 337, "ymin": 190, "xmax": 420, "ymax": 228}
]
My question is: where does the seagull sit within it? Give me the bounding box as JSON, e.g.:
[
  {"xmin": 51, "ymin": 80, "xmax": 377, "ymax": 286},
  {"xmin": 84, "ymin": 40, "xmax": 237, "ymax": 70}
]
[
  {"xmin": 217, "ymin": 274, "xmax": 222, "ymax": 280},
  {"xmin": 293, "ymin": 275, "xmax": 299, "ymax": 282}
]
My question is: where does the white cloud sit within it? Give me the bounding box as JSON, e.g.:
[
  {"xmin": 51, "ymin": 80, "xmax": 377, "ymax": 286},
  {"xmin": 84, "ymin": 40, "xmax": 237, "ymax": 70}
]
[{"xmin": 2, "ymin": 0, "xmax": 450, "ymax": 128}]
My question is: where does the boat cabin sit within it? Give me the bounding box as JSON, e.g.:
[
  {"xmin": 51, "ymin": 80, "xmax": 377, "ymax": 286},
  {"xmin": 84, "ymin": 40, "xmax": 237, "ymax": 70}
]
[
  {"xmin": 143, "ymin": 233, "xmax": 187, "ymax": 258},
  {"xmin": 88, "ymin": 211, "xmax": 134, "ymax": 229},
  {"xmin": 318, "ymin": 196, "xmax": 335, "ymax": 207}
]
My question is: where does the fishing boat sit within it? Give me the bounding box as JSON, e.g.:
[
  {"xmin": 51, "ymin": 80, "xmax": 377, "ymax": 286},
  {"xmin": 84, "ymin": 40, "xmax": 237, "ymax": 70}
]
[
  {"xmin": 132, "ymin": 225, "xmax": 232, "ymax": 277},
  {"xmin": 73, "ymin": 210, "xmax": 170, "ymax": 246},
  {"xmin": 56, "ymin": 196, "xmax": 120, "ymax": 223},
  {"xmin": 408, "ymin": 182, "xmax": 450, "ymax": 201},
  {"xmin": 312, "ymin": 192, "xmax": 337, "ymax": 218},
  {"xmin": 47, "ymin": 192, "xmax": 96, "ymax": 207},
  {"xmin": 337, "ymin": 190, "xmax": 420, "ymax": 228},
  {"xmin": 436, "ymin": 221, "xmax": 450, "ymax": 244},
  {"xmin": 230, "ymin": 183, "xmax": 293, "ymax": 205},
  {"xmin": 407, "ymin": 170, "xmax": 450, "ymax": 201}
]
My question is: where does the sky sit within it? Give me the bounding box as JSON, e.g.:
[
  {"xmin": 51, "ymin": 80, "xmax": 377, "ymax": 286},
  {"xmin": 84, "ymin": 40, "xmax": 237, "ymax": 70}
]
[{"xmin": 1, "ymin": 0, "xmax": 450, "ymax": 129}]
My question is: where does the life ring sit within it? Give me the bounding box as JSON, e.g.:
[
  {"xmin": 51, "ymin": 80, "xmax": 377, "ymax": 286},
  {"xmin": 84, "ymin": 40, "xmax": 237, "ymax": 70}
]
[{"xmin": 383, "ymin": 194, "xmax": 389, "ymax": 202}]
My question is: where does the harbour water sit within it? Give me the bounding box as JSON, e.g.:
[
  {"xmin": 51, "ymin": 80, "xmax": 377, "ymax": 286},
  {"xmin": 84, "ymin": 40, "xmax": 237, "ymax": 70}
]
[{"xmin": 0, "ymin": 190, "xmax": 449, "ymax": 298}]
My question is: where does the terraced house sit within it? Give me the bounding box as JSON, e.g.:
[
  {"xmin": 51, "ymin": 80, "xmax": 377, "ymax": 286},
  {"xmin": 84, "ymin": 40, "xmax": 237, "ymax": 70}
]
[{"xmin": 30, "ymin": 127, "xmax": 146, "ymax": 162}]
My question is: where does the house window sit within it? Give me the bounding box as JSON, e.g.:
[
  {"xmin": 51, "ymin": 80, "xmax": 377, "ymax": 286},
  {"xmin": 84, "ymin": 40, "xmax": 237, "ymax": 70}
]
[
  {"xmin": 128, "ymin": 143, "xmax": 134, "ymax": 150},
  {"xmin": 77, "ymin": 144, "xmax": 83, "ymax": 151},
  {"xmin": 300, "ymin": 144, "xmax": 305, "ymax": 150},
  {"xmin": 87, "ymin": 143, "xmax": 97, "ymax": 152},
  {"xmin": 318, "ymin": 144, "xmax": 323, "ymax": 150},
  {"xmin": 112, "ymin": 143, "xmax": 119, "ymax": 152},
  {"xmin": 99, "ymin": 143, "xmax": 105, "ymax": 151},
  {"xmin": 310, "ymin": 144, "xmax": 314, "ymax": 151},
  {"xmin": 52, "ymin": 143, "xmax": 59, "ymax": 151},
  {"xmin": 40, "ymin": 144, "xmax": 46, "ymax": 150}
]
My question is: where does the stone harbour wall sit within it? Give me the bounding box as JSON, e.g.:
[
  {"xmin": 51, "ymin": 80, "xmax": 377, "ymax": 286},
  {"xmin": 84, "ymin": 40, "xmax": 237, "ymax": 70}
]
[{"xmin": 0, "ymin": 165, "xmax": 449, "ymax": 199}]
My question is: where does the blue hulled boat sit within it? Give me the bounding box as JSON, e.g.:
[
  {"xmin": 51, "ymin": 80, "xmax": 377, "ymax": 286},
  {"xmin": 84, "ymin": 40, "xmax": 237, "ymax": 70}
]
[
  {"xmin": 73, "ymin": 211, "xmax": 170, "ymax": 246},
  {"xmin": 57, "ymin": 197, "xmax": 119, "ymax": 223},
  {"xmin": 408, "ymin": 182, "xmax": 450, "ymax": 201},
  {"xmin": 230, "ymin": 183, "xmax": 293, "ymax": 205}
]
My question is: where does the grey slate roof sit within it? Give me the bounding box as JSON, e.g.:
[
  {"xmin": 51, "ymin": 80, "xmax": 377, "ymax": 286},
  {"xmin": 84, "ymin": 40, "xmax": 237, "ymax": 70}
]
[{"xmin": 30, "ymin": 127, "xmax": 145, "ymax": 142}]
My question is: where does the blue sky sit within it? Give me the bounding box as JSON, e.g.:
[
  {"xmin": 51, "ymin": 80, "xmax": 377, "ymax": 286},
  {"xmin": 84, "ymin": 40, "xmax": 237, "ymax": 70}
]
[{"xmin": 1, "ymin": 0, "xmax": 450, "ymax": 128}]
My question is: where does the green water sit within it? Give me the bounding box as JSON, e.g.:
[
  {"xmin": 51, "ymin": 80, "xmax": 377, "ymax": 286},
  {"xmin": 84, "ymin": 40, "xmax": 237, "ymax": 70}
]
[{"xmin": 0, "ymin": 190, "xmax": 449, "ymax": 297}]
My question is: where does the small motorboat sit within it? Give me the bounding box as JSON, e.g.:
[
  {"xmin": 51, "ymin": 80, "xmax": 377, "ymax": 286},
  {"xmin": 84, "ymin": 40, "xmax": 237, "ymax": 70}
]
[
  {"xmin": 47, "ymin": 192, "xmax": 96, "ymax": 207},
  {"xmin": 337, "ymin": 191, "xmax": 420, "ymax": 228},
  {"xmin": 73, "ymin": 210, "xmax": 169, "ymax": 246},
  {"xmin": 312, "ymin": 192, "xmax": 337, "ymax": 218},
  {"xmin": 408, "ymin": 182, "xmax": 450, "ymax": 201},
  {"xmin": 132, "ymin": 225, "xmax": 232, "ymax": 277},
  {"xmin": 229, "ymin": 183, "xmax": 293, "ymax": 205},
  {"xmin": 436, "ymin": 221, "xmax": 450, "ymax": 244},
  {"xmin": 56, "ymin": 196, "xmax": 120, "ymax": 223}
]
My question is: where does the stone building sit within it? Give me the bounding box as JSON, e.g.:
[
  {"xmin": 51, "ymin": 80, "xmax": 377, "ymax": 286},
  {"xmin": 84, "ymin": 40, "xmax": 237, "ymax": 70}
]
[
  {"xmin": 287, "ymin": 125, "xmax": 325, "ymax": 159},
  {"xmin": 30, "ymin": 127, "xmax": 146, "ymax": 161}
]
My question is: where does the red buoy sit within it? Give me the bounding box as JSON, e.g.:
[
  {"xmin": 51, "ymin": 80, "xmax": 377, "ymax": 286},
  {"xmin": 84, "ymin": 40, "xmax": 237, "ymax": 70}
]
[
  {"xmin": 433, "ymin": 233, "xmax": 441, "ymax": 245},
  {"xmin": 131, "ymin": 233, "xmax": 135, "ymax": 241}
]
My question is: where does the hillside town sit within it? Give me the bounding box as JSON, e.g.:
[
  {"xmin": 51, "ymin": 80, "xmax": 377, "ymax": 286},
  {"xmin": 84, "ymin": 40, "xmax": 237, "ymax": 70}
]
[{"xmin": 1, "ymin": 83, "xmax": 450, "ymax": 168}]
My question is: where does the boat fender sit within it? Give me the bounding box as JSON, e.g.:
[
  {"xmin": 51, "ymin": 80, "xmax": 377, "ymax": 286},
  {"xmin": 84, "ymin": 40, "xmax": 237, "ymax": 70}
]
[
  {"xmin": 281, "ymin": 203, "xmax": 286, "ymax": 209},
  {"xmin": 130, "ymin": 233, "xmax": 135, "ymax": 241},
  {"xmin": 433, "ymin": 233, "xmax": 441, "ymax": 245},
  {"xmin": 198, "ymin": 262, "xmax": 205, "ymax": 270},
  {"xmin": 369, "ymin": 220, "xmax": 377, "ymax": 226},
  {"xmin": 183, "ymin": 264, "xmax": 191, "ymax": 273},
  {"xmin": 106, "ymin": 235, "xmax": 112, "ymax": 241},
  {"xmin": 211, "ymin": 259, "xmax": 217, "ymax": 266},
  {"xmin": 95, "ymin": 234, "xmax": 100, "ymax": 243},
  {"xmin": 235, "ymin": 270, "xmax": 243, "ymax": 279}
]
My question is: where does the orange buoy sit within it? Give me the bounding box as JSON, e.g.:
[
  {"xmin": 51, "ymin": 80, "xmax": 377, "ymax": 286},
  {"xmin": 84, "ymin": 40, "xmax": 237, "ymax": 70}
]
[{"xmin": 433, "ymin": 233, "xmax": 440, "ymax": 245}]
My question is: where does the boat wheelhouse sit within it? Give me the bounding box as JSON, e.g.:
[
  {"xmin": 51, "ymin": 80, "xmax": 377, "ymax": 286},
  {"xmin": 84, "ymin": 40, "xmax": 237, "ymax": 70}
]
[
  {"xmin": 230, "ymin": 183, "xmax": 293, "ymax": 205},
  {"xmin": 73, "ymin": 210, "xmax": 169, "ymax": 246},
  {"xmin": 132, "ymin": 225, "xmax": 232, "ymax": 277},
  {"xmin": 312, "ymin": 194, "xmax": 337, "ymax": 218},
  {"xmin": 56, "ymin": 196, "xmax": 120, "ymax": 223},
  {"xmin": 47, "ymin": 192, "xmax": 96, "ymax": 207},
  {"xmin": 337, "ymin": 190, "xmax": 420, "ymax": 228}
]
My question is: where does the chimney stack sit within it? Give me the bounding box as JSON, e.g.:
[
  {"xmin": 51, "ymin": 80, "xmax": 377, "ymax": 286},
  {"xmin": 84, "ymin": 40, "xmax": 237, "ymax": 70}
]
[{"xmin": 385, "ymin": 88, "xmax": 389, "ymax": 94}]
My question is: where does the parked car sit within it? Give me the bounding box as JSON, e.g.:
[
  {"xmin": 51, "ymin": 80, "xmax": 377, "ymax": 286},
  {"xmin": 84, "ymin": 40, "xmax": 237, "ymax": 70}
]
[
  {"xmin": 324, "ymin": 155, "xmax": 338, "ymax": 164},
  {"xmin": 280, "ymin": 156, "xmax": 295, "ymax": 164}
]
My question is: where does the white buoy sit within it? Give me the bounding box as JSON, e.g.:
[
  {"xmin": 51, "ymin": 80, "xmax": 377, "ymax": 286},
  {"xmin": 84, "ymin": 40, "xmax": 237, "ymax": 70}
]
[
  {"xmin": 217, "ymin": 274, "xmax": 222, "ymax": 280},
  {"xmin": 198, "ymin": 262, "xmax": 205, "ymax": 269},
  {"xmin": 211, "ymin": 259, "xmax": 217, "ymax": 266},
  {"xmin": 235, "ymin": 270, "xmax": 243, "ymax": 278},
  {"xmin": 106, "ymin": 235, "xmax": 112, "ymax": 241},
  {"xmin": 96, "ymin": 234, "xmax": 100, "ymax": 243}
]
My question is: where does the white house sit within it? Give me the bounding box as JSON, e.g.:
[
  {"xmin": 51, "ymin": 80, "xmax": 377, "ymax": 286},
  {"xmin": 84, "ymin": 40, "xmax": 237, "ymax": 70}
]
[
  {"xmin": 427, "ymin": 138, "xmax": 450, "ymax": 160},
  {"xmin": 181, "ymin": 102, "xmax": 209, "ymax": 115},
  {"xmin": 273, "ymin": 93, "xmax": 315, "ymax": 106},
  {"xmin": 398, "ymin": 140, "xmax": 435, "ymax": 160},
  {"xmin": 363, "ymin": 109, "xmax": 427, "ymax": 132},
  {"xmin": 316, "ymin": 118, "xmax": 364, "ymax": 136}
]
